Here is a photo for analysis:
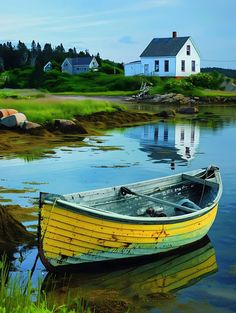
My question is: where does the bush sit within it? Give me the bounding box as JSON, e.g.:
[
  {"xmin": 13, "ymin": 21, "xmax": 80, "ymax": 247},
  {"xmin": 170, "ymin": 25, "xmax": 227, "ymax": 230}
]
[
  {"xmin": 163, "ymin": 78, "xmax": 194, "ymax": 93},
  {"xmin": 187, "ymin": 72, "xmax": 224, "ymax": 89},
  {"xmin": 5, "ymin": 67, "xmax": 34, "ymax": 88}
]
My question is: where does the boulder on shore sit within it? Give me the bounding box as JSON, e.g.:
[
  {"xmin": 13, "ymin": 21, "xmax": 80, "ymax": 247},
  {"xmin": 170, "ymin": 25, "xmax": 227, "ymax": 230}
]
[
  {"xmin": 178, "ymin": 107, "xmax": 199, "ymax": 114},
  {"xmin": 0, "ymin": 112, "xmax": 27, "ymax": 127},
  {"xmin": 0, "ymin": 108, "xmax": 18, "ymax": 119},
  {"xmin": 54, "ymin": 119, "xmax": 88, "ymax": 134},
  {"xmin": 21, "ymin": 120, "xmax": 44, "ymax": 134},
  {"xmin": 156, "ymin": 110, "xmax": 176, "ymax": 118}
]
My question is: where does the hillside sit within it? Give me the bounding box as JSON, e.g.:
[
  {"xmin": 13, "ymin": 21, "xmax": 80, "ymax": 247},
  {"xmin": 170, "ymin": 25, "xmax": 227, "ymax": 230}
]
[{"xmin": 201, "ymin": 67, "xmax": 236, "ymax": 79}]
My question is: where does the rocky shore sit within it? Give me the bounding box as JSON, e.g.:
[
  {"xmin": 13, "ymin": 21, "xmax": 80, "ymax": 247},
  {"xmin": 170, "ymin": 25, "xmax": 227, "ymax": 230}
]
[
  {"xmin": 126, "ymin": 92, "xmax": 236, "ymax": 106},
  {"xmin": 0, "ymin": 93, "xmax": 236, "ymax": 135}
]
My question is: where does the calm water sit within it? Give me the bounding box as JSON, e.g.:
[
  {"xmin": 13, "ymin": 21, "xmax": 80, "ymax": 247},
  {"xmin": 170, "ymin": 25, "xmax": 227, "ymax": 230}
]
[{"xmin": 0, "ymin": 105, "xmax": 236, "ymax": 312}]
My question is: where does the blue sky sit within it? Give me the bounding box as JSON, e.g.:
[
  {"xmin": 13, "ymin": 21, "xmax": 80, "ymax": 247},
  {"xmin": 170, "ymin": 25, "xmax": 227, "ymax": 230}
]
[{"xmin": 0, "ymin": 0, "xmax": 235, "ymax": 68}]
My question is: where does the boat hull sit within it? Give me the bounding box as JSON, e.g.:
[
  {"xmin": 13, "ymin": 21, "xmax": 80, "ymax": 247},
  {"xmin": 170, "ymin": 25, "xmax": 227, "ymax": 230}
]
[{"xmin": 39, "ymin": 201, "xmax": 218, "ymax": 269}]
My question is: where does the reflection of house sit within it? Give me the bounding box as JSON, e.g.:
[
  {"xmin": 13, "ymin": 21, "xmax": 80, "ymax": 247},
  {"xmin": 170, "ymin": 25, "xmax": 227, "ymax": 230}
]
[
  {"xmin": 125, "ymin": 31, "xmax": 200, "ymax": 77},
  {"xmin": 124, "ymin": 123, "xmax": 200, "ymax": 162},
  {"xmin": 61, "ymin": 56, "xmax": 99, "ymax": 75},
  {"xmin": 175, "ymin": 124, "xmax": 200, "ymax": 160}
]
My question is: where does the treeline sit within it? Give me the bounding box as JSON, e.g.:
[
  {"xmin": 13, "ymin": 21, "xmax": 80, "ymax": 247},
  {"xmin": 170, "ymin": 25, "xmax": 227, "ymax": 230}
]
[
  {"xmin": 202, "ymin": 67, "xmax": 236, "ymax": 79},
  {"xmin": 0, "ymin": 40, "xmax": 102, "ymax": 72}
]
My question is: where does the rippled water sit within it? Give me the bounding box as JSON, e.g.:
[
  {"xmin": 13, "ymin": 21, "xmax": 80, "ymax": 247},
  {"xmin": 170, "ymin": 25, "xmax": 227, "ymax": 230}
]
[{"xmin": 0, "ymin": 105, "xmax": 236, "ymax": 312}]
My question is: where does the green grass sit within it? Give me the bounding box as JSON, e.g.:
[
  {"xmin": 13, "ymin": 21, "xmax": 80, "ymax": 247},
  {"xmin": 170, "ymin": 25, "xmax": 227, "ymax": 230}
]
[
  {"xmin": 0, "ymin": 89, "xmax": 46, "ymax": 100},
  {"xmin": 198, "ymin": 89, "xmax": 236, "ymax": 97},
  {"xmin": 0, "ymin": 255, "xmax": 91, "ymax": 313},
  {"xmin": 0, "ymin": 98, "xmax": 126, "ymax": 124}
]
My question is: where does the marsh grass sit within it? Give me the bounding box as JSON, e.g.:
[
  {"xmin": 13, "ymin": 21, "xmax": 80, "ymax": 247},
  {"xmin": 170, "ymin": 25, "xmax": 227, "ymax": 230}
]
[
  {"xmin": 0, "ymin": 256, "xmax": 91, "ymax": 313},
  {"xmin": 0, "ymin": 98, "xmax": 126, "ymax": 124}
]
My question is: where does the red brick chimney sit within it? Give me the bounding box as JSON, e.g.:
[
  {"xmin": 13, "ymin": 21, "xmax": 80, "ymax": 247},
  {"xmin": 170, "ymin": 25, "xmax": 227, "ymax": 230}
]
[{"xmin": 172, "ymin": 31, "xmax": 177, "ymax": 38}]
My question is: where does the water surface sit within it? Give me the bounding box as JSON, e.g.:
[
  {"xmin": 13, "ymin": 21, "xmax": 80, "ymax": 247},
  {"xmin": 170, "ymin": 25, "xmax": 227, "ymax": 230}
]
[{"xmin": 0, "ymin": 105, "xmax": 236, "ymax": 312}]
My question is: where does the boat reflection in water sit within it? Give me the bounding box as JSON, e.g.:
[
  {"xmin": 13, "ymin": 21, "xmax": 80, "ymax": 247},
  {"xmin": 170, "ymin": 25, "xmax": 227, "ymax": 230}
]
[{"xmin": 43, "ymin": 236, "xmax": 217, "ymax": 312}]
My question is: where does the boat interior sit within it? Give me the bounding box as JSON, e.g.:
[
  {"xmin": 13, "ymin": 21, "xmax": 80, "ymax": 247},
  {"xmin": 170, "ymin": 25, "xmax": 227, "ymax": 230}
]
[{"xmin": 51, "ymin": 169, "xmax": 220, "ymax": 218}]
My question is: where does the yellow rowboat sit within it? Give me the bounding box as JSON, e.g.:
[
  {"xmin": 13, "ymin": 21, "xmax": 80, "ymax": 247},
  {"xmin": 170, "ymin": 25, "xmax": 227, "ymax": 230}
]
[
  {"xmin": 38, "ymin": 165, "xmax": 222, "ymax": 271},
  {"xmin": 43, "ymin": 236, "xmax": 217, "ymax": 308}
]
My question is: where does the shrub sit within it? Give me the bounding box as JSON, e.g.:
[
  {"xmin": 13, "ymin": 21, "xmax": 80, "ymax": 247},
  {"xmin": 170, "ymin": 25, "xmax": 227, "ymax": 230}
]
[
  {"xmin": 187, "ymin": 72, "xmax": 224, "ymax": 89},
  {"xmin": 163, "ymin": 78, "xmax": 194, "ymax": 93}
]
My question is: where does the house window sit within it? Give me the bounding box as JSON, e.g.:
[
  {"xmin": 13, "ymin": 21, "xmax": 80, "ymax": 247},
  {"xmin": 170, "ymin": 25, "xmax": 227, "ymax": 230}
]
[
  {"xmin": 164, "ymin": 126, "xmax": 168, "ymax": 142},
  {"xmin": 154, "ymin": 127, "xmax": 159, "ymax": 143},
  {"xmin": 180, "ymin": 127, "xmax": 184, "ymax": 141},
  {"xmin": 181, "ymin": 60, "xmax": 185, "ymax": 72},
  {"xmin": 192, "ymin": 60, "xmax": 196, "ymax": 72},
  {"xmin": 164, "ymin": 60, "xmax": 169, "ymax": 72},
  {"xmin": 187, "ymin": 45, "xmax": 191, "ymax": 56},
  {"xmin": 154, "ymin": 60, "xmax": 159, "ymax": 72}
]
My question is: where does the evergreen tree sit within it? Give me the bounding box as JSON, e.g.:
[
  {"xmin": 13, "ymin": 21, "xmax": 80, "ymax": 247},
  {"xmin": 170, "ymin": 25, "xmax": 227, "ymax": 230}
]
[
  {"xmin": 30, "ymin": 40, "xmax": 38, "ymax": 66},
  {"xmin": 17, "ymin": 40, "xmax": 29, "ymax": 66},
  {"xmin": 96, "ymin": 52, "xmax": 102, "ymax": 66}
]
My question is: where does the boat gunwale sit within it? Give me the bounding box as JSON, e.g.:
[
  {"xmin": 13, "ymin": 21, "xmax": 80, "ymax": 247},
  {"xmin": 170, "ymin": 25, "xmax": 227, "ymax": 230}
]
[{"xmin": 41, "ymin": 167, "xmax": 222, "ymax": 225}]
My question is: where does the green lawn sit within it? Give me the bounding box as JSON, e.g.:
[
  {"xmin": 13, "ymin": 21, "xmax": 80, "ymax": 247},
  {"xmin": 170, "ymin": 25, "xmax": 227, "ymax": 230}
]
[
  {"xmin": 0, "ymin": 98, "xmax": 126, "ymax": 124},
  {"xmin": 199, "ymin": 89, "xmax": 236, "ymax": 97},
  {"xmin": 0, "ymin": 89, "xmax": 46, "ymax": 99}
]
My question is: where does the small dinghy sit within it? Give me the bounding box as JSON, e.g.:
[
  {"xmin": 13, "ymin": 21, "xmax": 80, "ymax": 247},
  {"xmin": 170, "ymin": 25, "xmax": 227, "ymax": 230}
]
[{"xmin": 38, "ymin": 165, "xmax": 222, "ymax": 270}]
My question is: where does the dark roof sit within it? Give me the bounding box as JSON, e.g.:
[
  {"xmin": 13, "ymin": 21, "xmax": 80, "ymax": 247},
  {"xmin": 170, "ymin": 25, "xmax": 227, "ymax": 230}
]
[
  {"xmin": 126, "ymin": 60, "xmax": 141, "ymax": 65},
  {"xmin": 140, "ymin": 37, "xmax": 190, "ymax": 57},
  {"xmin": 68, "ymin": 56, "xmax": 93, "ymax": 66}
]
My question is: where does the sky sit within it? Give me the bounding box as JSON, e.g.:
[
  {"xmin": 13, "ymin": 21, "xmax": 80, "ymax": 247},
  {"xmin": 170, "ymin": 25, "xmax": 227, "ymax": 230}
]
[{"xmin": 0, "ymin": 0, "xmax": 236, "ymax": 69}]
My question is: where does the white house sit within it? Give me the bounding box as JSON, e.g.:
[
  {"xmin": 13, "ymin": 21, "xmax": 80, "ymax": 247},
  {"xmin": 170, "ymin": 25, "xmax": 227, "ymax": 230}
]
[
  {"xmin": 43, "ymin": 61, "xmax": 53, "ymax": 72},
  {"xmin": 125, "ymin": 32, "xmax": 200, "ymax": 77},
  {"xmin": 61, "ymin": 56, "xmax": 99, "ymax": 75}
]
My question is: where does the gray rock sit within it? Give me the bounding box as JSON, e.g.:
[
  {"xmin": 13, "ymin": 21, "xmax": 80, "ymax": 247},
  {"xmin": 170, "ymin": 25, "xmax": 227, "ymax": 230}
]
[
  {"xmin": 0, "ymin": 113, "xmax": 27, "ymax": 128},
  {"xmin": 54, "ymin": 119, "xmax": 87, "ymax": 134},
  {"xmin": 21, "ymin": 121, "xmax": 42, "ymax": 130},
  {"xmin": 156, "ymin": 110, "xmax": 176, "ymax": 118},
  {"xmin": 178, "ymin": 107, "xmax": 199, "ymax": 114}
]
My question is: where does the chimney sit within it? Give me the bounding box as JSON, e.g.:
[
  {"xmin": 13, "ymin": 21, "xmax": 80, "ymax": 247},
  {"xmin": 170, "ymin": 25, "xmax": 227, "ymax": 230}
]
[{"xmin": 172, "ymin": 31, "xmax": 177, "ymax": 38}]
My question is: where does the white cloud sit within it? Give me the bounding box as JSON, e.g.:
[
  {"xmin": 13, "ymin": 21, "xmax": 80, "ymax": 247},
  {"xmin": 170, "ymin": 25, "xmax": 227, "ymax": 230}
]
[
  {"xmin": 0, "ymin": 16, "xmax": 51, "ymax": 31},
  {"xmin": 41, "ymin": 19, "xmax": 113, "ymax": 33}
]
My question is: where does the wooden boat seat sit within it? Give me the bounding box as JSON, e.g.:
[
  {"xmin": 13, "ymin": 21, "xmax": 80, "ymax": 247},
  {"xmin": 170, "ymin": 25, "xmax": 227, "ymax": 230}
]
[{"xmin": 175, "ymin": 198, "xmax": 201, "ymax": 214}]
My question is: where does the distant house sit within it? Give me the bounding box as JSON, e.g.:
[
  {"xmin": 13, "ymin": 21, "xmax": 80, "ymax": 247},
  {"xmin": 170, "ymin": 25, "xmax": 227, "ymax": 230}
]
[
  {"xmin": 61, "ymin": 56, "xmax": 99, "ymax": 75},
  {"xmin": 43, "ymin": 61, "xmax": 52, "ymax": 72},
  {"xmin": 125, "ymin": 32, "xmax": 200, "ymax": 77}
]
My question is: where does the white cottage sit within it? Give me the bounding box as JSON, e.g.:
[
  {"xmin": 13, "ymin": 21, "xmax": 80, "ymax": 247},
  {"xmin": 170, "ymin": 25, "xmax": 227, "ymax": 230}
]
[
  {"xmin": 125, "ymin": 32, "xmax": 200, "ymax": 77},
  {"xmin": 61, "ymin": 56, "xmax": 99, "ymax": 75},
  {"xmin": 43, "ymin": 61, "xmax": 52, "ymax": 72}
]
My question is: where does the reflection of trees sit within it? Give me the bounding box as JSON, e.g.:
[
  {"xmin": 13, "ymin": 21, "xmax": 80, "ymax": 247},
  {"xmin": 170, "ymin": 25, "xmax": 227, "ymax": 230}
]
[{"xmin": 192, "ymin": 108, "xmax": 236, "ymax": 130}]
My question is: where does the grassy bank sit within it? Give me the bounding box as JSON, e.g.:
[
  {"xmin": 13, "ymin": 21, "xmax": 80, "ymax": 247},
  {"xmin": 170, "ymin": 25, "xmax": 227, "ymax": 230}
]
[
  {"xmin": 0, "ymin": 98, "xmax": 126, "ymax": 124},
  {"xmin": 0, "ymin": 256, "xmax": 91, "ymax": 313}
]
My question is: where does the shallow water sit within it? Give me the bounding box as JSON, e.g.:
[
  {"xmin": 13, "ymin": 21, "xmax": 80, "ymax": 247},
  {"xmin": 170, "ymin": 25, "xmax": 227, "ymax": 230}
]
[{"xmin": 0, "ymin": 105, "xmax": 236, "ymax": 312}]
